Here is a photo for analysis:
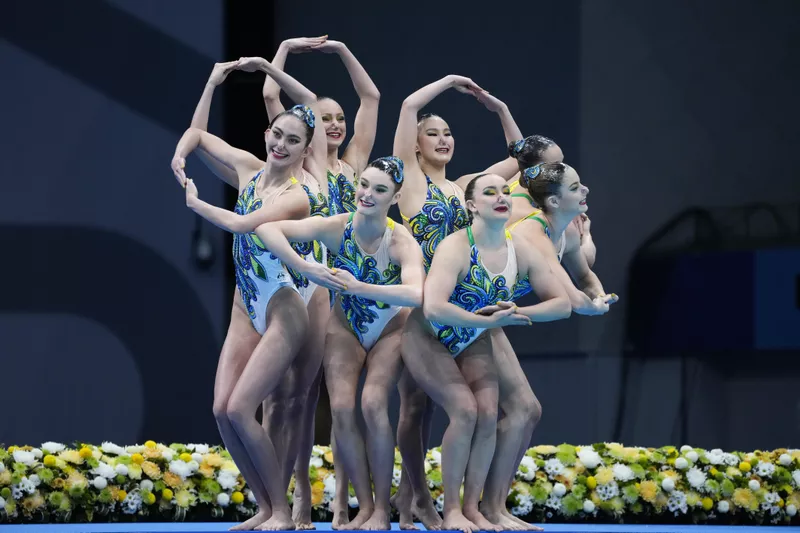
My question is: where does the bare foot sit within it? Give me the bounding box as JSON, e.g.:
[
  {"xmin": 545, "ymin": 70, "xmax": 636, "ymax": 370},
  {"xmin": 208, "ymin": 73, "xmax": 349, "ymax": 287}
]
[
  {"xmin": 231, "ymin": 510, "xmax": 271, "ymax": 531},
  {"xmin": 390, "ymin": 490, "xmax": 417, "ymax": 530},
  {"xmin": 331, "ymin": 506, "xmax": 350, "ymax": 530},
  {"xmin": 343, "ymin": 508, "xmax": 374, "ymax": 530},
  {"xmin": 412, "ymin": 496, "xmax": 443, "ymax": 530},
  {"xmin": 292, "ymin": 489, "xmax": 315, "ymax": 530},
  {"xmin": 358, "ymin": 509, "xmax": 391, "ymax": 530},
  {"xmin": 256, "ymin": 513, "xmax": 296, "ymax": 531},
  {"xmin": 441, "ymin": 512, "xmax": 479, "ymax": 533},
  {"xmin": 464, "ymin": 508, "xmax": 502, "ymax": 532},
  {"xmin": 502, "ymin": 508, "xmax": 543, "ymax": 531},
  {"xmin": 482, "ymin": 509, "xmax": 524, "ymax": 531}
]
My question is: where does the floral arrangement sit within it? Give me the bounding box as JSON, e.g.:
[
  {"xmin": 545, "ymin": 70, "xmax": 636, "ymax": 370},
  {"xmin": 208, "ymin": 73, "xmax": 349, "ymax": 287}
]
[{"xmin": 1, "ymin": 441, "xmax": 799, "ymax": 525}]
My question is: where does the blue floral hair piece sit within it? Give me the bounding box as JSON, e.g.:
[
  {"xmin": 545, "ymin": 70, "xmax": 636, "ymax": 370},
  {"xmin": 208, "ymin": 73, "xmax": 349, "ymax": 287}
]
[
  {"xmin": 288, "ymin": 104, "xmax": 315, "ymax": 129},
  {"xmin": 510, "ymin": 139, "xmax": 526, "ymax": 155},
  {"xmin": 369, "ymin": 156, "xmax": 404, "ymax": 185},
  {"xmin": 521, "ymin": 164, "xmax": 543, "ymax": 187}
]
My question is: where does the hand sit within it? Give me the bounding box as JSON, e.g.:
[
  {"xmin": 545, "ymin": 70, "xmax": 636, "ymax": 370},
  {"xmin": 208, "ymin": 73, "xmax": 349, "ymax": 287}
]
[
  {"xmin": 235, "ymin": 57, "xmax": 267, "ymax": 72},
  {"xmin": 474, "ymin": 300, "xmax": 515, "ymax": 316},
  {"xmin": 581, "ymin": 214, "xmax": 591, "ymax": 233},
  {"xmin": 303, "ymin": 263, "xmax": 347, "ymax": 292},
  {"xmin": 185, "ymin": 178, "xmax": 198, "ymax": 206},
  {"xmin": 487, "ymin": 306, "xmax": 533, "ymax": 327},
  {"xmin": 282, "ymin": 36, "xmax": 329, "ymax": 53},
  {"xmin": 207, "ymin": 60, "xmax": 239, "ymax": 86},
  {"xmin": 331, "ymin": 268, "xmax": 360, "ymax": 294},
  {"xmin": 310, "ymin": 39, "xmax": 344, "ymax": 54},
  {"xmin": 447, "ymin": 75, "xmax": 485, "ymax": 95},
  {"xmin": 171, "ymin": 156, "xmax": 187, "ymax": 187},
  {"xmin": 601, "ymin": 293, "xmax": 619, "ymax": 305},
  {"xmin": 473, "ymin": 90, "xmax": 507, "ymax": 113}
]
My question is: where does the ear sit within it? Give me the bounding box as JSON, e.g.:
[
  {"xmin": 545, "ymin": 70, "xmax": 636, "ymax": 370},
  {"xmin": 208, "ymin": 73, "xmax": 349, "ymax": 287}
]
[
  {"xmin": 301, "ymin": 143, "xmax": 311, "ymax": 158},
  {"xmin": 546, "ymin": 195, "xmax": 559, "ymax": 211},
  {"xmin": 466, "ymin": 199, "xmax": 478, "ymax": 215},
  {"xmin": 391, "ymin": 190, "xmax": 403, "ymax": 205}
]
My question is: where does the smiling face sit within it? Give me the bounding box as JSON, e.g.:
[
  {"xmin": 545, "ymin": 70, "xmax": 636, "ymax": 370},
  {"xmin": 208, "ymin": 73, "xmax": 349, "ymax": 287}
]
[
  {"xmin": 355, "ymin": 166, "xmax": 401, "ymax": 216},
  {"xmin": 526, "ymin": 164, "xmax": 589, "ymax": 215},
  {"xmin": 416, "ymin": 116, "xmax": 454, "ymax": 165},
  {"xmin": 465, "ymin": 174, "xmax": 512, "ymax": 223},
  {"xmin": 264, "ymin": 114, "xmax": 310, "ymax": 167},
  {"xmin": 318, "ymin": 98, "xmax": 346, "ymax": 150},
  {"xmin": 553, "ymin": 166, "xmax": 589, "ymax": 215}
]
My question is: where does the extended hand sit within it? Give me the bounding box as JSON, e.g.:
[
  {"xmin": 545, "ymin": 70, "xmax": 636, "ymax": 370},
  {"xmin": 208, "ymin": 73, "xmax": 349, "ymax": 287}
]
[
  {"xmin": 185, "ymin": 178, "xmax": 199, "ymax": 206},
  {"xmin": 474, "ymin": 300, "xmax": 515, "ymax": 316},
  {"xmin": 305, "ymin": 263, "xmax": 347, "ymax": 292},
  {"xmin": 208, "ymin": 61, "xmax": 239, "ymax": 86},
  {"xmin": 235, "ymin": 57, "xmax": 268, "ymax": 72},
  {"xmin": 171, "ymin": 156, "xmax": 187, "ymax": 187},
  {"xmin": 283, "ymin": 36, "xmax": 329, "ymax": 53}
]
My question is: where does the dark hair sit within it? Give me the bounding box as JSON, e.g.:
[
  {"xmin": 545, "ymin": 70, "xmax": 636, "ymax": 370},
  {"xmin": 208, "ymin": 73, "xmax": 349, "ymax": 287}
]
[
  {"xmin": 268, "ymin": 104, "xmax": 315, "ymax": 147},
  {"xmin": 463, "ymin": 173, "xmax": 491, "ymax": 224},
  {"xmin": 368, "ymin": 156, "xmax": 405, "ymax": 191},
  {"xmin": 417, "ymin": 112, "xmax": 444, "ymax": 129},
  {"xmin": 508, "ymin": 135, "xmax": 557, "ymax": 173},
  {"xmin": 523, "ymin": 163, "xmax": 569, "ymax": 213}
]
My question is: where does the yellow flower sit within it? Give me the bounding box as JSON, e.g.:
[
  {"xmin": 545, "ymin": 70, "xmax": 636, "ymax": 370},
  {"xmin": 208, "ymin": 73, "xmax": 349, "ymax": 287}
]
[
  {"xmin": 311, "ymin": 481, "xmax": 324, "ymax": 506},
  {"xmin": 532, "ymin": 445, "xmax": 558, "ymax": 455},
  {"xmin": 79, "ymin": 447, "xmax": 93, "ymax": 459},
  {"xmin": 132, "ymin": 453, "xmax": 145, "ymax": 464},
  {"xmin": 777, "ymin": 498, "xmax": 784, "ymax": 508},
  {"xmin": 144, "ymin": 492, "xmax": 156, "ymax": 505},
  {"xmin": 141, "ymin": 461, "xmax": 162, "ymax": 480},
  {"xmin": 560, "ymin": 468, "xmax": 578, "ymax": 487},
  {"xmin": 7, "ymin": 446, "xmax": 17, "ymax": 453},
  {"xmin": 590, "ymin": 491, "xmax": 601, "ymax": 505},
  {"xmin": 0, "ymin": 471, "xmax": 12, "ymax": 486},
  {"xmin": 179, "ymin": 453, "xmax": 192, "ymax": 463},
  {"xmin": 43, "ymin": 455, "xmax": 57, "ymax": 467},
  {"xmin": 203, "ymin": 453, "xmax": 223, "ymax": 468},
  {"xmin": 59, "ymin": 450, "xmax": 84, "ymax": 465},
  {"xmin": 662, "ymin": 470, "xmax": 680, "ymax": 481},
  {"xmin": 586, "ymin": 476, "xmax": 597, "ymax": 489},
  {"xmin": 145, "ymin": 441, "xmax": 157, "ymax": 449},
  {"xmin": 655, "ymin": 492, "xmax": 669, "ymax": 511},
  {"xmin": 220, "ymin": 460, "xmax": 239, "ymax": 474},
  {"xmin": 623, "ymin": 448, "xmax": 640, "ymax": 462},
  {"xmin": 324, "ymin": 452, "xmax": 334, "ymax": 464},
  {"xmin": 127, "ymin": 464, "xmax": 142, "ymax": 480},
  {"xmin": 66, "ymin": 471, "xmax": 87, "ymax": 490},
  {"xmin": 109, "ymin": 486, "xmax": 120, "ymax": 501},
  {"xmin": 175, "ymin": 489, "xmax": 196, "ymax": 508},
  {"xmin": 739, "ymin": 461, "xmax": 751, "ymax": 472},
  {"xmin": 198, "ymin": 464, "xmax": 215, "ymax": 479},
  {"xmin": 606, "ymin": 443, "xmax": 624, "ymax": 453},
  {"xmin": 733, "ymin": 488, "xmax": 758, "ymax": 511},
  {"xmin": 143, "ymin": 448, "xmax": 162, "ymax": 460},
  {"xmin": 51, "ymin": 478, "xmax": 65, "ymax": 490},
  {"xmin": 117, "ymin": 490, "xmax": 128, "ymax": 502},
  {"xmin": 640, "ymin": 480, "xmax": 659, "ymax": 503},
  {"xmin": 702, "ymin": 497, "xmax": 713, "ymax": 511},
  {"xmin": 787, "ymin": 493, "xmax": 800, "ymax": 509},
  {"xmin": 709, "ymin": 467, "xmax": 719, "ymax": 477},
  {"xmin": 164, "ymin": 472, "xmax": 182, "ymax": 488},
  {"xmin": 22, "ymin": 493, "xmax": 45, "ymax": 513},
  {"xmin": 686, "ymin": 492, "xmax": 700, "ymax": 507},
  {"xmin": 726, "ymin": 467, "xmax": 742, "ymax": 478},
  {"xmin": 595, "ymin": 467, "xmax": 614, "ymax": 485},
  {"xmin": 162, "ymin": 488, "xmax": 174, "ymax": 501},
  {"xmin": 231, "ymin": 491, "xmax": 245, "ymax": 504},
  {"xmin": 573, "ymin": 462, "xmax": 586, "ymax": 475}
]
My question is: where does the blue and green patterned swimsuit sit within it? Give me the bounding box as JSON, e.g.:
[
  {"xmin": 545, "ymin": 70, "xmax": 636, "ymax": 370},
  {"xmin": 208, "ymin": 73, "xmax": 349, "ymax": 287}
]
[
  {"xmin": 508, "ymin": 212, "xmax": 565, "ymax": 300},
  {"xmin": 327, "ymin": 160, "xmax": 357, "ymax": 215},
  {"xmin": 428, "ymin": 226, "xmax": 520, "ymax": 357},
  {"xmin": 289, "ymin": 171, "xmax": 330, "ymax": 304},
  {"xmin": 333, "ymin": 213, "xmax": 402, "ymax": 350},
  {"xmin": 401, "ymin": 176, "xmax": 470, "ymax": 272}
]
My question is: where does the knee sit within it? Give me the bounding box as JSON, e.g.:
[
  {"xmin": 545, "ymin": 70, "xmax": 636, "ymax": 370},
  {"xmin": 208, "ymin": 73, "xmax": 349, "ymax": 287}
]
[
  {"xmin": 225, "ymin": 392, "xmax": 253, "ymax": 429},
  {"xmin": 329, "ymin": 397, "xmax": 358, "ymax": 429},
  {"xmin": 361, "ymin": 389, "xmax": 389, "ymax": 428},
  {"xmin": 507, "ymin": 390, "xmax": 542, "ymax": 430},
  {"xmin": 475, "ymin": 403, "xmax": 499, "ymax": 438},
  {"xmin": 447, "ymin": 394, "xmax": 478, "ymax": 432},
  {"xmin": 212, "ymin": 399, "xmax": 228, "ymax": 425}
]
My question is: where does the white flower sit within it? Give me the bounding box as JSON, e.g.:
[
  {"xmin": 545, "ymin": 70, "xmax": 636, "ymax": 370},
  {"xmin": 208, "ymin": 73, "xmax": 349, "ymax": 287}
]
[
  {"xmin": 583, "ymin": 500, "xmax": 596, "ymax": 513},
  {"xmin": 545, "ymin": 495, "xmax": 562, "ymax": 510},
  {"xmin": 247, "ymin": 490, "xmax": 257, "ymax": 504},
  {"xmin": 322, "ymin": 475, "xmax": 336, "ymax": 502},
  {"xmin": 434, "ymin": 493, "xmax": 445, "ymax": 513},
  {"xmin": 706, "ymin": 449, "xmax": 724, "ymax": 465},
  {"xmin": 577, "ymin": 449, "xmax": 603, "ymax": 469},
  {"xmin": 41, "ymin": 442, "xmax": 65, "ymax": 454},
  {"xmin": 680, "ymin": 445, "xmax": 693, "ymax": 454},
  {"xmin": 125, "ymin": 445, "xmax": 145, "ymax": 454},
  {"xmin": 511, "ymin": 494, "xmax": 533, "ymax": 517},
  {"xmin": 309, "ymin": 456, "xmax": 323, "ymax": 468},
  {"xmin": 787, "ymin": 504, "xmax": 797, "ymax": 517},
  {"xmin": 169, "ymin": 460, "xmax": 198, "ymax": 480},
  {"xmin": 93, "ymin": 477, "xmax": 108, "ymax": 490},
  {"xmin": 28, "ymin": 475, "xmax": 41, "ymax": 487},
  {"xmin": 31, "ymin": 449, "xmax": 43, "ymax": 460},
  {"xmin": 613, "ymin": 463, "xmax": 634, "ymax": 482},
  {"xmin": 188, "ymin": 444, "xmax": 210, "ymax": 455},
  {"xmin": 544, "ymin": 458, "xmax": 565, "ymax": 478},
  {"xmin": 0, "ymin": 463, "xmax": 5, "ymax": 473},
  {"xmin": 667, "ymin": 490, "xmax": 688, "ymax": 514},
  {"xmin": 517, "ymin": 457, "xmax": 538, "ymax": 481},
  {"xmin": 686, "ymin": 451, "xmax": 699, "ymax": 463},
  {"xmin": 217, "ymin": 493, "xmax": 230, "ymax": 507},
  {"xmin": 217, "ymin": 470, "xmax": 238, "ymax": 490},
  {"xmin": 12, "ymin": 450, "xmax": 36, "ymax": 466},
  {"xmin": 662, "ymin": 477, "xmax": 675, "ymax": 492},
  {"xmin": 348, "ymin": 495, "xmax": 359, "ymax": 508},
  {"xmin": 312, "ymin": 446, "xmax": 325, "ymax": 457},
  {"xmin": 101, "ymin": 442, "xmax": 127, "ymax": 456},
  {"xmin": 553, "ymin": 483, "xmax": 567, "ymax": 497},
  {"xmin": 0, "ymin": 497, "xmax": 5, "ymax": 508},
  {"xmin": 779, "ymin": 454, "xmax": 792, "ymax": 466},
  {"xmin": 392, "ymin": 467, "xmax": 402, "ymax": 487},
  {"xmin": 764, "ymin": 491, "xmax": 780, "ymax": 504},
  {"xmin": 748, "ymin": 479, "xmax": 760, "ymax": 491},
  {"xmin": 17, "ymin": 477, "xmax": 36, "ymax": 495},
  {"xmin": 675, "ymin": 457, "xmax": 689, "ymax": 470},
  {"xmin": 723, "ymin": 453, "xmax": 739, "ymax": 466},
  {"xmin": 755, "ymin": 461, "xmax": 775, "ymax": 478},
  {"xmin": 718, "ymin": 500, "xmax": 730, "ymax": 513},
  {"xmin": 430, "ymin": 450, "xmax": 442, "ymax": 466},
  {"xmin": 686, "ymin": 467, "xmax": 707, "ymax": 489},
  {"xmin": 162, "ymin": 450, "xmax": 175, "ymax": 462},
  {"xmin": 122, "ymin": 491, "xmax": 142, "ymax": 514},
  {"xmin": 596, "ymin": 481, "xmax": 619, "ymax": 501},
  {"xmin": 140, "ymin": 480, "xmax": 153, "ymax": 492},
  {"xmin": 115, "ymin": 464, "xmax": 129, "ymax": 477},
  {"xmin": 92, "ymin": 462, "xmax": 116, "ymax": 479},
  {"xmin": 11, "ymin": 486, "xmax": 24, "ymax": 500},
  {"xmin": 792, "ymin": 470, "xmax": 800, "ymax": 488},
  {"xmin": 191, "ymin": 453, "xmax": 203, "ymax": 464}
]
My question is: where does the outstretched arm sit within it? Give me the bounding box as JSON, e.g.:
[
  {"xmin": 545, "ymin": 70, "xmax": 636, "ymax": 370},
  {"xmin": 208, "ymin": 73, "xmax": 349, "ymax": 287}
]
[
  {"xmin": 184, "ymin": 179, "xmax": 309, "ymax": 234},
  {"xmin": 308, "ymin": 40, "xmax": 380, "ymax": 176},
  {"xmin": 189, "ymin": 61, "xmax": 241, "ymax": 187},
  {"xmin": 171, "ymin": 128, "xmax": 262, "ymax": 188}
]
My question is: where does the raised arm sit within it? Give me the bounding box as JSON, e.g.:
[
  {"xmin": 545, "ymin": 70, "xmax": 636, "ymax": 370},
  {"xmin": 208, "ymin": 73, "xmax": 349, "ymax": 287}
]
[
  {"xmin": 262, "ymin": 37, "xmax": 328, "ymax": 122},
  {"xmin": 309, "ymin": 40, "xmax": 380, "ymax": 175},
  {"xmin": 455, "ymin": 91, "xmax": 524, "ymax": 189},
  {"xmin": 171, "ymin": 128, "xmax": 262, "ymax": 188},
  {"xmin": 184, "ymin": 179, "xmax": 309, "ymax": 234},
  {"xmin": 255, "ymin": 215, "xmax": 347, "ymax": 291},
  {"xmin": 336, "ymin": 226, "xmax": 424, "ymax": 307},
  {"xmin": 189, "ymin": 61, "xmax": 241, "ymax": 187}
]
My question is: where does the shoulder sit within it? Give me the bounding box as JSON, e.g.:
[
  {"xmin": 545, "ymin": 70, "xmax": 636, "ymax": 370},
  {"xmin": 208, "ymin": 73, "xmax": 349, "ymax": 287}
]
[{"xmin": 564, "ymin": 223, "xmax": 582, "ymax": 251}]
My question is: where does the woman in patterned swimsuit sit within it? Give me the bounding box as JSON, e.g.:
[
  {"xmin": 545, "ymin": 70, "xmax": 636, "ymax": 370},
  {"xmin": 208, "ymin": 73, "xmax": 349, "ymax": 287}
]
[
  {"xmin": 171, "ymin": 56, "xmax": 331, "ymax": 531},
  {"xmin": 256, "ymin": 157, "xmax": 425, "ymax": 530},
  {"xmin": 401, "ymin": 173, "xmax": 571, "ymax": 533},
  {"xmin": 262, "ymin": 36, "xmax": 381, "ymax": 526}
]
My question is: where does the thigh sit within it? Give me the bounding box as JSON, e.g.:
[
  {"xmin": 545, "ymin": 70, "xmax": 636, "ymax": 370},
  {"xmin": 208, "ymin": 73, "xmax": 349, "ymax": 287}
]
[
  {"xmin": 363, "ymin": 309, "xmax": 409, "ymax": 392},
  {"xmin": 214, "ymin": 293, "xmax": 262, "ymax": 406},
  {"xmin": 456, "ymin": 333, "xmax": 499, "ymax": 414},
  {"xmin": 400, "ymin": 310, "xmax": 476, "ymax": 414},
  {"xmin": 323, "ymin": 313, "xmax": 367, "ymax": 407},
  {"xmin": 490, "ymin": 328, "xmax": 535, "ymax": 407}
]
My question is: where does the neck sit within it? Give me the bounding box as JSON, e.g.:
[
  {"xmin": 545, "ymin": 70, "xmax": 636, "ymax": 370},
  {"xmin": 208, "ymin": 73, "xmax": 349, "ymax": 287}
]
[
  {"xmin": 420, "ymin": 159, "xmax": 447, "ymax": 183},
  {"xmin": 470, "ymin": 217, "xmax": 507, "ymax": 248},
  {"xmin": 326, "ymin": 148, "xmax": 340, "ymax": 172},
  {"xmin": 353, "ymin": 210, "xmax": 388, "ymax": 241},
  {"xmin": 540, "ymin": 210, "xmax": 573, "ymax": 239},
  {"xmin": 262, "ymin": 160, "xmax": 295, "ymax": 186}
]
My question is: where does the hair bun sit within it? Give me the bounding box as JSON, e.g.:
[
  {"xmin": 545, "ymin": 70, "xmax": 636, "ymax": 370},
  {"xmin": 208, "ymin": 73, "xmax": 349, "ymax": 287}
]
[
  {"xmin": 370, "ymin": 156, "xmax": 404, "ymax": 185},
  {"xmin": 289, "ymin": 104, "xmax": 316, "ymax": 129},
  {"xmin": 521, "ymin": 164, "xmax": 543, "ymax": 187}
]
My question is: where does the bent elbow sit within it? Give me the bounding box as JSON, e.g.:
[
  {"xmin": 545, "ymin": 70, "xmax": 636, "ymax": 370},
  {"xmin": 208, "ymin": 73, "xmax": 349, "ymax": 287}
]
[
  {"xmin": 422, "ymin": 299, "xmax": 441, "ymax": 322},
  {"xmin": 409, "ymin": 287, "xmax": 423, "ymax": 308},
  {"xmin": 559, "ymin": 298, "xmax": 573, "ymax": 319}
]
